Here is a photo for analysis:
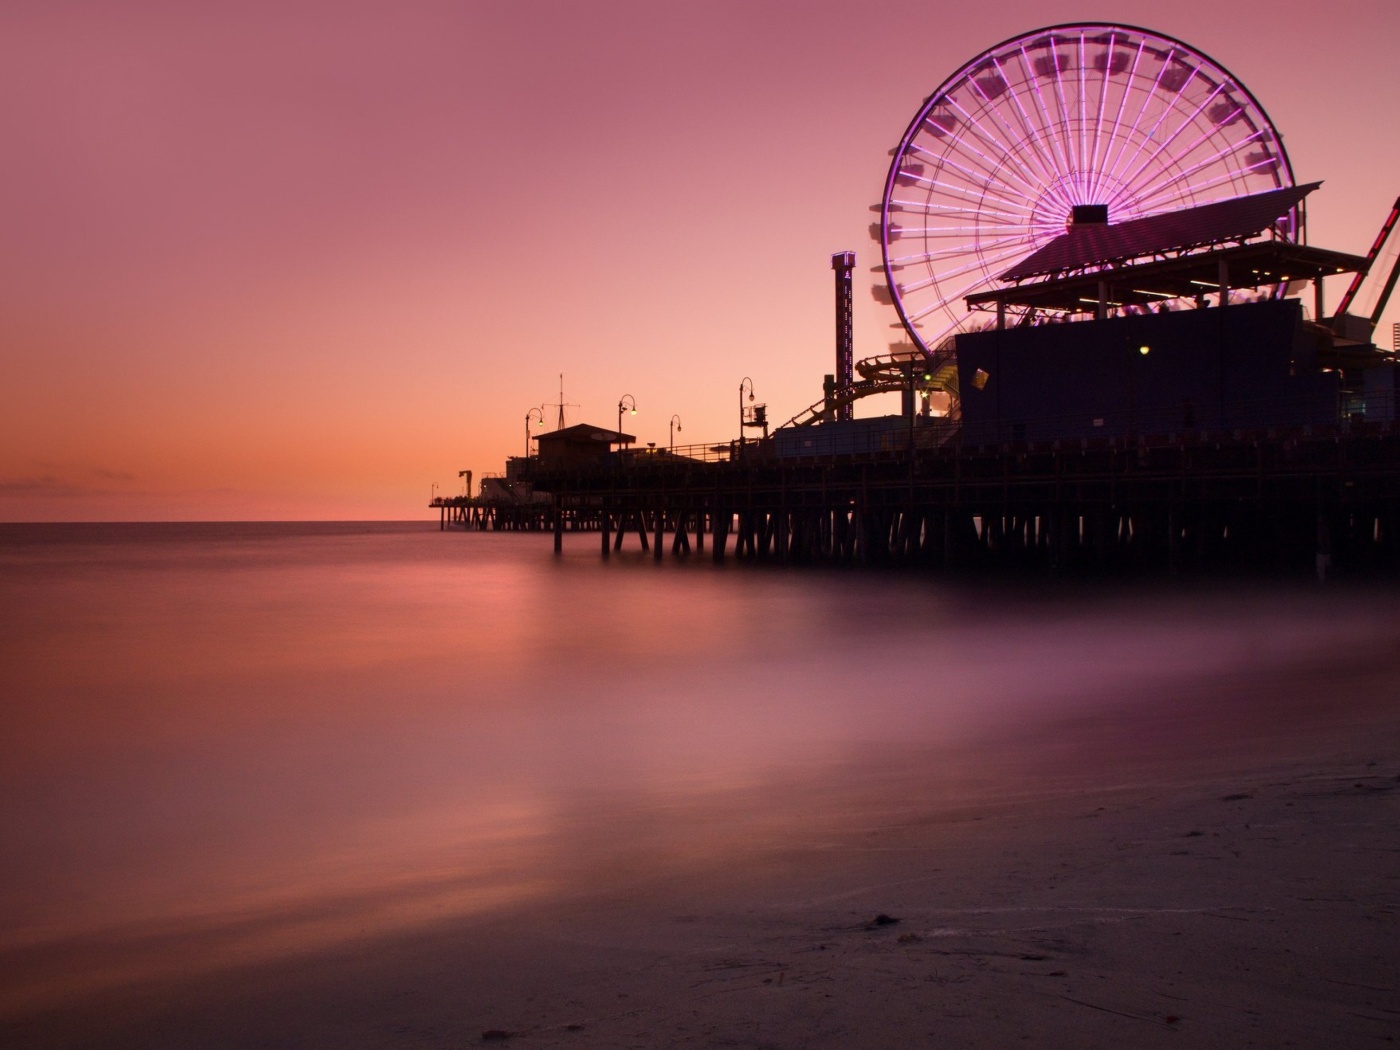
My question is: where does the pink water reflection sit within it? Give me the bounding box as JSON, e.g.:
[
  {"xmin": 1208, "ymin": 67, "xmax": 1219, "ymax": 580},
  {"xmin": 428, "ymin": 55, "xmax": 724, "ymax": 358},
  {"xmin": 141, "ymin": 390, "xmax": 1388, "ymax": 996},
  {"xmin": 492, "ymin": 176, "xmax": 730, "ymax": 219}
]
[{"xmin": 2, "ymin": 523, "xmax": 1396, "ymax": 1012}]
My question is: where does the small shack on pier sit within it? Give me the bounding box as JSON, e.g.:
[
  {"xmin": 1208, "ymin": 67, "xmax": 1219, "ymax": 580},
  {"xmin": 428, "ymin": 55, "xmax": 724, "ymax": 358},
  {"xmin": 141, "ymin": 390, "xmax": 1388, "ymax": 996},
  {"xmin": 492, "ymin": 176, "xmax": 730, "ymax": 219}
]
[{"xmin": 534, "ymin": 424, "xmax": 635, "ymax": 469}]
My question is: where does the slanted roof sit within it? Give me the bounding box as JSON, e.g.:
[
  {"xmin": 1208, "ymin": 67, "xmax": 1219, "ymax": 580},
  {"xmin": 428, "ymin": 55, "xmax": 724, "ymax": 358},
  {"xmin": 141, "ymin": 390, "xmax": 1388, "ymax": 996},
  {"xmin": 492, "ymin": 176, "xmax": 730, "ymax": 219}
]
[
  {"xmin": 1001, "ymin": 182, "xmax": 1320, "ymax": 282},
  {"xmin": 536, "ymin": 423, "xmax": 634, "ymax": 445},
  {"xmin": 967, "ymin": 239, "xmax": 1367, "ymax": 314}
]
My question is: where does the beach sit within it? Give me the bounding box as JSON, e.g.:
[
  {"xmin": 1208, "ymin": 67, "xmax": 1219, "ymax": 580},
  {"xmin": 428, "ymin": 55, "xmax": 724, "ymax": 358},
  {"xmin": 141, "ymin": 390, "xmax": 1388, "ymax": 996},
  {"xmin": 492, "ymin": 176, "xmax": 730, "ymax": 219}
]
[{"xmin": 2, "ymin": 525, "xmax": 1398, "ymax": 1047}]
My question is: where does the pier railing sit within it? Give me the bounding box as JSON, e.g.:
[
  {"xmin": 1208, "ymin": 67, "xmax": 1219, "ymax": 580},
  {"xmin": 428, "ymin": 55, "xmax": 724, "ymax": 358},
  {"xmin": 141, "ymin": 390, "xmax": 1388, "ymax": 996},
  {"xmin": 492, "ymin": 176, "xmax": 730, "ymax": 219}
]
[{"xmin": 606, "ymin": 388, "xmax": 1386, "ymax": 467}]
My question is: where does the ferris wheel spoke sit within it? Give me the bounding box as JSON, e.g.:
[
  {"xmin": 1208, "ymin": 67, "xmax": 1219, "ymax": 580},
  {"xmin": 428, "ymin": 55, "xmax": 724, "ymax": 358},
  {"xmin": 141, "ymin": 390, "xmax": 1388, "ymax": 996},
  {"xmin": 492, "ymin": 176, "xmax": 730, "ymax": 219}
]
[
  {"xmin": 1137, "ymin": 112, "xmax": 1257, "ymax": 192},
  {"xmin": 898, "ymin": 226, "xmax": 1041, "ymax": 240},
  {"xmin": 1086, "ymin": 38, "xmax": 1146, "ymax": 203},
  {"xmin": 903, "ymin": 244, "xmax": 1043, "ymax": 324},
  {"xmin": 994, "ymin": 101, "xmax": 1066, "ymax": 188},
  {"xmin": 964, "ymin": 78, "xmax": 1059, "ymax": 187},
  {"xmin": 1043, "ymin": 38, "xmax": 1081, "ymax": 176},
  {"xmin": 919, "ymin": 303, "xmax": 995, "ymax": 351},
  {"xmin": 1078, "ymin": 34, "xmax": 1090, "ymax": 190},
  {"xmin": 899, "ymin": 238, "xmax": 1040, "ymax": 292},
  {"xmin": 1092, "ymin": 37, "xmax": 1148, "ymax": 203},
  {"xmin": 1084, "ymin": 33, "xmax": 1112, "ymax": 200},
  {"xmin": 1108, "ymin": 62, "xmax": 1215, "ymax": 191},
  {"xmin": 989, "ymin": 56, "xmax": 1064, "ymax": 185},
  {"xmin": 1015, "ymin": 44, "xmax": 1075, "ymax": 179},
  {"xmin": 1115, "ymin": 135, "xmax": 1220, "ymax": 213},
  {"xmin": 907, "ymin": 149, "xmax": 1044, "ymax": 212},
  {"xmin": 1119, "ymin": 127, "xmax": 1265, "ymax": 213},
  {"xmin": 909, "ymin": 125, "xmax": 1050, "ymax": 207},
  {"xmin": 1037, "ymin": 187, "xmax": 1078, "ymax": 221},
  {"xmin": 888, "ymin": 232, "xmax": 1045, "ymax": 268},
  {"xmin": 897, "ymin": 165, "xmax": 1041, "ymax": 217},
  {"xmin": 1047, "ymin": 51, "xmax": 1086, "ymax": 179},
  {"xmin": 1008, "ymin": 53, "xmax": 1085, "ymax": 187},
  {"xmin": 1124, "ymin": 63, "xmax": 1203, "ymax": 161},
  {"xmin": 919, "ymin": 241, "xmax": 1039, "ymax": 285},
  {"xmin": 944, "ymin": 96, "xmax": 1052, "ymax": 197},
  {"xmin": 937, "ymin": 136, "xmax": 1047, "ymax": 206},
  {"xmin": 1125, "ymin": 149, "xmax": 1276, "ymax": 214},
  {"xmin": 1114, "ymin": 79, "xmax": 1228, "ymax": 197},
  {"xmin": 890, "ymin": 199, "xmax": 1041, "ymax": 226},
  {"xmin": 1100, "ymin": 48, "xmax": 1172, "ymax": 190}
]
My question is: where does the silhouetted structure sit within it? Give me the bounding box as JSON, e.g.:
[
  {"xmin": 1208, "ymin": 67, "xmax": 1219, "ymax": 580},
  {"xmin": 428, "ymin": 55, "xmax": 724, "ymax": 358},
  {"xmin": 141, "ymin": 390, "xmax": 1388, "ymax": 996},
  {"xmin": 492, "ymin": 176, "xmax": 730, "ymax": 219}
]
[
  {"xmin": 442, "ymin": 24, "xmax": 1400, "ymax": 579},
  {"xmin": 534, "ymin": 424, "xmax": 633, "ymax": 468}
]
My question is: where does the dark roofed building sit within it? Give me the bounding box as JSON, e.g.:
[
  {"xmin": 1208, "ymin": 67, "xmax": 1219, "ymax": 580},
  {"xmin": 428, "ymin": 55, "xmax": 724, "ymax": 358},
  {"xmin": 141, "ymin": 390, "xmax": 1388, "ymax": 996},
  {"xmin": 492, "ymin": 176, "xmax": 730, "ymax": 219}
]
[
  {"xmin": 534, "ymin": 423, "xmax": 635, "ymax": 468},
  {"xmin": 952, "ymin": 182, "xmax": 1385, "ymax": 445}
]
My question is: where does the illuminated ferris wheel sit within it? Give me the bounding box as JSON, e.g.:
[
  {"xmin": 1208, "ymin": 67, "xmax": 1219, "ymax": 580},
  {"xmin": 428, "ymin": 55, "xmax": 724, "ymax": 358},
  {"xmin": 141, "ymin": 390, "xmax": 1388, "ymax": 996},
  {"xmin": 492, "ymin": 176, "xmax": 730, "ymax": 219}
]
[{"xmin": 877, "ymin": 23, "xmax": 1297, "ymax": 355}]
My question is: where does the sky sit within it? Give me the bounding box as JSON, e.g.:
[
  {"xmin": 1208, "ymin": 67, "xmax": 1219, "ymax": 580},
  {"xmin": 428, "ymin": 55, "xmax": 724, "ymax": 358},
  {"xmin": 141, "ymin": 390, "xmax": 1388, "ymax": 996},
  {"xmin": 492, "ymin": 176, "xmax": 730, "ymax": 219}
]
[{"xmin": 3, "ymin": 0, "xmax": 1398, "ymax": 521}]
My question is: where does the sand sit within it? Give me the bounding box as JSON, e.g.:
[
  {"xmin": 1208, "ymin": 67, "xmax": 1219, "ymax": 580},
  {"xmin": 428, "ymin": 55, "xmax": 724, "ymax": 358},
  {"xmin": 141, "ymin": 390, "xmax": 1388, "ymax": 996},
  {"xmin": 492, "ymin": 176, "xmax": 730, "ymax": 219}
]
[{"xmin": 5, "ymin": 650, "xmax": 1400, "ymax": 1048}]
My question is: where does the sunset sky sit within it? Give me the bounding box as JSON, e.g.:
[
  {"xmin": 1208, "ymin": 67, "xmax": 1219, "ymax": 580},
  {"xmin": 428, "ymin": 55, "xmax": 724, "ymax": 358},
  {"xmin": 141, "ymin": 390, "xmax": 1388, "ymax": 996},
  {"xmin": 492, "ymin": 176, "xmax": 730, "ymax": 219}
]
[{"xmin": 4, "ymin": 0, "xmax": 1398, "ymax": 521}]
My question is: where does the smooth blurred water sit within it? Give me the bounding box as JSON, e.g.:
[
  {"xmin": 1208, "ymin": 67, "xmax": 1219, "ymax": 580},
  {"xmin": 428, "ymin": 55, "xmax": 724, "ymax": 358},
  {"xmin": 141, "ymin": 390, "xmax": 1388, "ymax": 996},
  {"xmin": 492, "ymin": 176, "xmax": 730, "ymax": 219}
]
[{"xmin": 2, "ymin": 521, "xmax": 1396, "ymax": 1011}]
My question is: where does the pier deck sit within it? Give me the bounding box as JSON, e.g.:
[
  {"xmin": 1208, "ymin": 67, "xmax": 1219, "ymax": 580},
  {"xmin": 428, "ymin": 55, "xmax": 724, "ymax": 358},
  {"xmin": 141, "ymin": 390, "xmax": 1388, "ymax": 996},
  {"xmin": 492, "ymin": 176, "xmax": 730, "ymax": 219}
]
[{"xmin": 505, "ymin": 424, "xmax": 1400, "ymax": 577}]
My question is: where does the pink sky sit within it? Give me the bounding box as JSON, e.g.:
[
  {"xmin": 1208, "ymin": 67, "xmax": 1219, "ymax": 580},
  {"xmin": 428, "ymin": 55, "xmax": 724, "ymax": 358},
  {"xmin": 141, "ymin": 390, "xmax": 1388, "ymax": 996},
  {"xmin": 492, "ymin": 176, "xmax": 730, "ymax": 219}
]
[{"xmin": 3, "ymin": 0, "xmax": 1398, "ymax": 521}]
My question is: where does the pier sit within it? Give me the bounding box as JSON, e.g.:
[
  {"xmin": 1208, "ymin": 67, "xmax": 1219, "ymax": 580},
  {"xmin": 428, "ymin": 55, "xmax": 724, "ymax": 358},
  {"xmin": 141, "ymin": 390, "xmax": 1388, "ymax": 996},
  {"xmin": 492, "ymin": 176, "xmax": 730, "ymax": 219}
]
[
  {"xmin": 505, "ymin": 420, "xmax": 1400, "ymax": 578},
  {"xmin": 435, "ymin": 23, "xmax": 1400, "ymax": 582}
]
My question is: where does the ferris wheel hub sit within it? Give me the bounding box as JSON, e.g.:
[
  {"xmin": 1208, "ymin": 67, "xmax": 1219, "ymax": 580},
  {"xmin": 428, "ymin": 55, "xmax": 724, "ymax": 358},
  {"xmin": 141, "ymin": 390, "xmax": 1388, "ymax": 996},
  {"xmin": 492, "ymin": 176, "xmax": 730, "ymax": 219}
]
[{"xmin": 1071, "ymin": 204, "xmax": 1109, "ymax": 226}]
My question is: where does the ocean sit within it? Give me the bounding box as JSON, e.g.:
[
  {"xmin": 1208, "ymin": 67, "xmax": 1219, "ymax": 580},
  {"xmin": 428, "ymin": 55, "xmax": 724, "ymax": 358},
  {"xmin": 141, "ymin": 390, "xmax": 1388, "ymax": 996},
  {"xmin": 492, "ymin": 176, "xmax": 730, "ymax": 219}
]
[{"xmin": 2, "ymin": 521, "xmax": 1397, "ymax": 1018}]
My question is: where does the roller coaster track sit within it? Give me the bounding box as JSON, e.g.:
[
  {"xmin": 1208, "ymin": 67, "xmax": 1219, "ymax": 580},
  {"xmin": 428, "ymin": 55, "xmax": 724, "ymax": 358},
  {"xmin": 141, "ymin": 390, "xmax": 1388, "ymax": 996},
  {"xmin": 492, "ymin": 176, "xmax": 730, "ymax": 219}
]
[{"xmin": 776, "ymin": 346, "xmax": 960, "ymax": 430}]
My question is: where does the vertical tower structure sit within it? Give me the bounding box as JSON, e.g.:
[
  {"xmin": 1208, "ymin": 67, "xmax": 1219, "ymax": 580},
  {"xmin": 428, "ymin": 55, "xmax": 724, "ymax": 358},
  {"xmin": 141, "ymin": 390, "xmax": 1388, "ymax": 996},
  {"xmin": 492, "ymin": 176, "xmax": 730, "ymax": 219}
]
[{"xmin": 832, "ymin": 251, "xmax": 855, "ymax": 422}]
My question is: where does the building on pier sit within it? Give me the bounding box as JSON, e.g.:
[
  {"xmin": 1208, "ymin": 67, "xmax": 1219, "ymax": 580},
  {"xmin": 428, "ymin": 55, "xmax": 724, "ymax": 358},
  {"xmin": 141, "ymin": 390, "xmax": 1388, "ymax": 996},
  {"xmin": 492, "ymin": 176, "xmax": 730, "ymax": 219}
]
[
  {"xmin": 533, "ymin": 424, "xmax": 634, "ymax": 469},
  {"xmin": 954, "ymin": 183, "xmax": 1381, "ymax": 445}
]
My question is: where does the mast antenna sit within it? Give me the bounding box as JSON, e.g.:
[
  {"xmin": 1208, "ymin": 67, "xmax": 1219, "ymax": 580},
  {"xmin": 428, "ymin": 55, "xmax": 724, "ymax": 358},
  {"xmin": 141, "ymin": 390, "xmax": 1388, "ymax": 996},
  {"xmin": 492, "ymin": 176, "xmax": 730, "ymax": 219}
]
[{"xmin": 544, "ymin": 373, "xmax": 579, "ymax": 430}]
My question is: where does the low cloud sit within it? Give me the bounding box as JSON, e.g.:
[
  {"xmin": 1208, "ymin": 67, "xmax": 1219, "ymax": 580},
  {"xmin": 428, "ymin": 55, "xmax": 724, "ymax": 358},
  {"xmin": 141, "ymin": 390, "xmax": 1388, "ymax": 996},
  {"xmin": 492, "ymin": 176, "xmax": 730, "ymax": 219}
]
[
  {"xmin": 91, "ymin": 467, "xmax": 137, "ymax": 483},
  {"xmin": 0, "ymin": 475, "xmax": 76, "ymax": 495},
  {"xmin": 0, "ymin": 468, "xmax": 139, "ymax": 496}
]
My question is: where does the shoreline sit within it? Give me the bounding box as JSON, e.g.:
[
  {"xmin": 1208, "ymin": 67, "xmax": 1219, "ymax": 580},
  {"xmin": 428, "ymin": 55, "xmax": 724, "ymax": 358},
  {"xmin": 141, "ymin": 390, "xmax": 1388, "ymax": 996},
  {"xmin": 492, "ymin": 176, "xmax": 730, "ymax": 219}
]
[{"xmin": 6, "ymin": 646, "xmax": 1400, "ymax": 1048}]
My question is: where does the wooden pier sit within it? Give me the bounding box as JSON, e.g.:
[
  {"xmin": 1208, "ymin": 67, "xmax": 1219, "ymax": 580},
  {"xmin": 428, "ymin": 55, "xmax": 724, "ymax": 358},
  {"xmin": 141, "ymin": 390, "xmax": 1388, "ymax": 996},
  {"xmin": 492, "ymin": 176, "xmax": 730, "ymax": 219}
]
[
  {"xmin": 431, "ymin": 494, "xmax": 557, "ymax": 532},
  {"xmin": 510, "ymin": 425, "xmax": 1400, "ymax": 578}
]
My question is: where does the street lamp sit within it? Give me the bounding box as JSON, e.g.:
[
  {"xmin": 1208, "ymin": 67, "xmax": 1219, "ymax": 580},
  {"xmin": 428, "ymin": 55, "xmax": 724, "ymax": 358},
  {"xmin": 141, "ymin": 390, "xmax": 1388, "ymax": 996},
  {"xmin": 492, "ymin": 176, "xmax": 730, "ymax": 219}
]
[
  {"xmin": 669, "ymin": 413, "xmax": 682, "ymax": 451},
  {"xmin": 525, "ymin": 406, "xmax": 545, "ymax": 457},
  {"xmin": 431, "ymin": 481, "xmax": 439, "ymax": 503},
  {"xmin": 617, "ymin": 394, "xmax": 637, "ymax": 446},
  {"xmin": 739, "ymin": 377, "xmax": 755, "ymax": 444}
]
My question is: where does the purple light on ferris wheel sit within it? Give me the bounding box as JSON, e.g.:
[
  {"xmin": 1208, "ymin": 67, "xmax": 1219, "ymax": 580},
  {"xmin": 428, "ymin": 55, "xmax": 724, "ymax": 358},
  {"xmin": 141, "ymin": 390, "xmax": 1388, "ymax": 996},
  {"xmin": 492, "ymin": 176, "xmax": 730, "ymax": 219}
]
[
  {"xmin": 1113, "ymin": 79, "xmax": 1231, "ymax": 196},
  {"xmin": 1123, "ymin": 124, "xmax": 1256, "ymax": 212},
  {"xmin": 877, "ymin": 23, "xmax": 1296, "ymax": 356}
]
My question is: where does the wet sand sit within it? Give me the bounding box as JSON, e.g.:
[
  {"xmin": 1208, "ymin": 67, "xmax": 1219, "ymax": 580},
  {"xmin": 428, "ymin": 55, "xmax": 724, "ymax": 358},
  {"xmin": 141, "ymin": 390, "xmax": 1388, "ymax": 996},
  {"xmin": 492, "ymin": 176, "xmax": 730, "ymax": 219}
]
[{"xmin": 5, "ymin": 645, "xmax": 1399, "ymax": 1049}]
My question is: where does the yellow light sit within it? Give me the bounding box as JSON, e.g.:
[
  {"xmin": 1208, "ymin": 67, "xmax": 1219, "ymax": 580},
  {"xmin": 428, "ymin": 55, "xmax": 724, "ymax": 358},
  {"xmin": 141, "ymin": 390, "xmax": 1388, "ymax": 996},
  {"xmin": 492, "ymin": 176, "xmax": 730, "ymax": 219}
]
[{"xmin": 1138, "ymin": 345, "xmax": 1151, "ymax": 355}]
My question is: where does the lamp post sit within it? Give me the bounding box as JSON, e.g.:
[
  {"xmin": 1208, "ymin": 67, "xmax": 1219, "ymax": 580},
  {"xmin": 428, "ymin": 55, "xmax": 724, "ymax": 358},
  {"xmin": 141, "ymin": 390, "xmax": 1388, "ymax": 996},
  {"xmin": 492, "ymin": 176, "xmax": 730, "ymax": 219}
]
[
  {"xmin": 739, "ymin": 377, "xmax": 754, "ymax": 444},
  {"xmin": 669, "ymin": 414, "xmax": 682, "ymax": 451},
  {"xmin": 431, "ymin": 481, "xmax": 438, "ymax": 503},
  {"xmin": 617, "ymin": 394, "xmax": 637, "ymax": 446},
  {"xmin": 525, "ymin": 406, "xmax": 545, "ymax": 457}
]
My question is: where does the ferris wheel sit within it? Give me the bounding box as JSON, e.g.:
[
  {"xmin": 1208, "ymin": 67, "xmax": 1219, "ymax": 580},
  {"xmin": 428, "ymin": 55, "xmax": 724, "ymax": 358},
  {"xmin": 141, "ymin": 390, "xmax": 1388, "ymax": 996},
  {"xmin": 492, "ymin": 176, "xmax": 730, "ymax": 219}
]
[{"xmin": 877, "ymin": 23, "xmax": 1297, "ymax": 356}]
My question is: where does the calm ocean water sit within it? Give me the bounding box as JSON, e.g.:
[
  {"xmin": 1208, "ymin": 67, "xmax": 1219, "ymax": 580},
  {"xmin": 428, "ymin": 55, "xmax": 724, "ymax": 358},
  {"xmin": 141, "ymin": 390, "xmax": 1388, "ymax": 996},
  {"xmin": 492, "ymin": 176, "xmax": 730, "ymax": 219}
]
[{"xmin": 2, "ymin": 521, "xmax": 1397, "ymax": 1012}]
